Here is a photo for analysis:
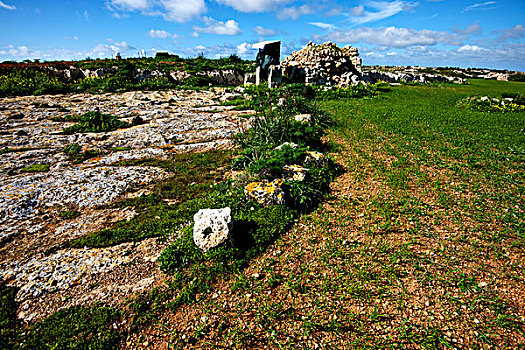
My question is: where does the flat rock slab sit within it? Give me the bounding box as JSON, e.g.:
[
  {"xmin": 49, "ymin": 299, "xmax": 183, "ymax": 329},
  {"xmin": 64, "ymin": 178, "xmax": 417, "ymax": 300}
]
[{"xmin": 0, "ymin": 88, "xmax": 252, "ymax": 322}]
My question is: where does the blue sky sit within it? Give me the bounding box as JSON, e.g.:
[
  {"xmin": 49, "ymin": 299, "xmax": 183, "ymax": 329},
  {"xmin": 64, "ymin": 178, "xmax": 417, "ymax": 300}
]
[{"xmin": 1, "ymin": 0, "xmax": 524, "ymax": 70}]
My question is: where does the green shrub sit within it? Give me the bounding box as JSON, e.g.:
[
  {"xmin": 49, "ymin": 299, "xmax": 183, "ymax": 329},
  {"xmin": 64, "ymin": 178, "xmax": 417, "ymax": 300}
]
[
  {"xmin": 158, "ymin": 227, "xmax": 203, "ymax": 274},
  {"xmin": 62, "ymin": 111, "xmax": 131, "ymax": 134},
  {"xmin": 234, "ymin": 145, "xmax": 307, "ymax": 178},
  {"xmin": 0, "ymin": 68, "xmax": 67, "ymax": 97},
  {"xmin": 20, "ymin": 164, "xmax": 50, "ymax": 173}
]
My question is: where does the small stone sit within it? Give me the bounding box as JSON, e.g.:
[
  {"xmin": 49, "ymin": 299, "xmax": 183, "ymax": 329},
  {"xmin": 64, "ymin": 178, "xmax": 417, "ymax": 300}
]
[
  {"xmin": 294, "ymin": 114, "xmax": 311, "ymax": 123},
  {"xmin": 193, "ymin": 207, "xmax": 232, "ymax": 252}
]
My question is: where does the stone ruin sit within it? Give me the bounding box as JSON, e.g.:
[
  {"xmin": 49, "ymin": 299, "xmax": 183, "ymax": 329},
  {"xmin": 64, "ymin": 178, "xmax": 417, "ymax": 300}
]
[
  {"xmin": 247, "ymin": 40, "xmax": 466, "ymax": 87},
  {"xmin": 281, "ymin": 41, "xmax": 362, "ymax": 87}
]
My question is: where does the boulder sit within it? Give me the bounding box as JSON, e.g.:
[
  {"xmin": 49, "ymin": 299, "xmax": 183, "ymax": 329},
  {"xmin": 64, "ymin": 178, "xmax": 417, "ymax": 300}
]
[
  {"xmin": 193, "ymin": 207, "xmax": 232, "ymax": 252},
  {"xmin": 245, "ymin": 179, "xmax": 285, "ymax": 206}
]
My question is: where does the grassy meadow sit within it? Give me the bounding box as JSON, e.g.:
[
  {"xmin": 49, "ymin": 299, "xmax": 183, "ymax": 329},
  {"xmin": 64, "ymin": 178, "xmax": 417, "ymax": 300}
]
[
  {"xmin": 130, "ymin": 79, "xmax": 524, "ymax": 348},
  {"xmin": 1, "ymin": 78, "xmax": 523, "ymax": 349}
]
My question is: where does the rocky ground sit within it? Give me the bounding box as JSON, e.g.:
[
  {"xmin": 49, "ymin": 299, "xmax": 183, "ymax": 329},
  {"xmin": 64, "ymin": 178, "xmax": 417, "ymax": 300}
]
[{"xmin": 0, "ymin": 88, "xmax": 251, "ymax": 323}]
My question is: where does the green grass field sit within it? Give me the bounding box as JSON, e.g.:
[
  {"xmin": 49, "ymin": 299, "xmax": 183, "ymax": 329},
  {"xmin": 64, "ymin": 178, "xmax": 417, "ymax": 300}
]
[
  {"xmin": 130, "ymin": 79, "xmax": 524, "ymax": 348},
  {"xmin": 2, "ymin": 79, "xmax": 523, "ymax": 349}
]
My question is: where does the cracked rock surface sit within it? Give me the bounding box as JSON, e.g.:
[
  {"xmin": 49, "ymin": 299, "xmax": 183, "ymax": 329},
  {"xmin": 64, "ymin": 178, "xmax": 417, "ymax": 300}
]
[{"xmin": 0, "ymin": 88, "xmax": 251, "ymax": 323}]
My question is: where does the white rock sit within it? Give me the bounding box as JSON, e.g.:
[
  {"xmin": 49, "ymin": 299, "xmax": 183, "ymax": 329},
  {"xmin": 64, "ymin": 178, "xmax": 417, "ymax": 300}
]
[{"xmin": 193, "ymin": 207, "xmax": 232, "ymax": 252}]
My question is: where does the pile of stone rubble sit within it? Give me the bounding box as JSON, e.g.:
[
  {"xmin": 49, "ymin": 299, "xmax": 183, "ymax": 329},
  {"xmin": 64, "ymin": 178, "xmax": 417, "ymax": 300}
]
[{"xmin": 281, "ymin": 41, "xmax": 362, "ymax": 86}]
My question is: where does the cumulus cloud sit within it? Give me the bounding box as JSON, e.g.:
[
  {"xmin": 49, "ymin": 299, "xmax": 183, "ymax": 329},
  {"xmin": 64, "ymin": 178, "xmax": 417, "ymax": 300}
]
[
  {"xmin": 0, "ymin": 1, "xmax": 15, "ymax": 10},
  {"xmin": 348, "ymin": 1, "xmax": 419, "ymax": 24},
  {"xmin": 462, "ymin": 1, "xmax": 496, "ymax": 12},
  {"xmin": 310, "ymin": 22, "xmax": 337, "ymax": 30},
  {"xmin": 457, "ymin": 44, "xmax": 487, "ymax": 52},
  {"xmin": 160, "ymin": 0, "xmax": 206, "ymax": 22},
  {"xmin": 254, "ymin": 26, "xmax": 277, "ymax": 36},
  {"xmin": 193, "ymin": 17, "xmax": 242, "ymax": 36},
  {"xmin": 148, "ymin": 29, "xmax": 176, "ymax": 39},
  {"xmin": 452, "ymin": 20, "xmax": 482, "ymax": 35},
  {"xmin": 215, "ymin": 0, "xmax": 291, "ymax": 13},
  {"xmin": 277, "ymin": 5, "xmax": 314, "ymax": 20},
  {"xmin": 494, "ymin": 24, "xmax": 524, "ymax": 43},
  {"xmin": 237, "ymin": 42, "xmax": 257, "ymax": 56},
  {"xmin": 107, "ymin": 0, "xmax": 205, "ymax": 22},
  {"xmin": 314, "ymin": 26, "xmax": 462, "ymax": 48}
]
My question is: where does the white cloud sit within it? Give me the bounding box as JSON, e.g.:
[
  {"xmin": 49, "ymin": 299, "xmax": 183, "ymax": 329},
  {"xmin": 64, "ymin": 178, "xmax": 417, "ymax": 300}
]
[
  {"xmin": 215, "ymin": 0, "xmax": 291, "ymax": 13},
  {"xmin": 73, "ymin": 36, "xmax": 79, "ymax": 41},
  {"xmin": 494, "ymin": 24, "xmax": 524, "ymax": 43},
  {"xmin": 148, "ymin": 29, "xmax": 176, "ymax": 39},
  {"xmin": 350, "ymin": 5, "xmax": 364, "ymax": 16},
  {"xmin": 254, "ymin": 26, "xmax": 277, "ymax": 36},
  {"xmin": 310, "ymin": 22, "xmax": 337, "ymax": 30},
  {"xmin": 457, "ymin": 44, "xmax": 486, "ymax": 52},
  {"xmin": 452, "ymin": 20, "xmax": 482, "ymax": 35},
  {"xmin": 462, "ymin": 1, "xmax": 496, "ymax": 12},
  {"xmin": 0, "ymin": 1, "xmax": 15, "ymax": 10},
  {"xmin": 314, "ymin": 26, "xmax": 462, "ymax": 48},
  {"xmin": 193, "ymin": 17, "xmax": 242, "ymax": 35},
  {"xmin": 237, "ymin": 42, "xmax": 256, "ymax": 56},
  {"xmin": 92, "ymin": 40, "xmax": 135, "ymax": 56},
  {"xmin": 107, "ymin": 0, "xmax": 205, "ymax": 22},
  {"xmin": 348, "ymin": 1, "xmax": 419, "ymax": 24},
  {"xmin": 160, "ymin": 0, "xmax": 206, "ymax": 22},
  {"xmin": 277, "ymin": 5, "xmax": 314, "ymax": 20},
  {"xmin": 109, "ymin": 0, "xmax": 149, "ymax": 11},
  {"xmin": 0, "ymin": 45, "xmax": 30, "ymax": 56}
]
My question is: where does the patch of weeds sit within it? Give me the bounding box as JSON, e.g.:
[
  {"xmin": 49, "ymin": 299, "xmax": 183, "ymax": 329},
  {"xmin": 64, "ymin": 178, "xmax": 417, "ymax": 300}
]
[
  {"xmin": 62, "ymin": 111, "xmax": 134, "ymax": 134},
  {"xmin": 233, "ymin": 145, "xmax": 307, "ymax": 178},
  {"xmin": 63, "ymin": 143, "xmax": 101, "ymax": 163},
  {"xmin": 20, "ymin": 163, "xmax": 50, "ymax": 173},
  {"xmin": 60, "ymin": 210, "xmax": 80, "ymax": 220},
  {"xmin": 19, "ymin": 304, "xmax": 121, "ymax": 350},
  {"xmin": 0, "ymin": 147, "xmax": 40, "ymax": 156},
  {"xmin": 110, "ymin": 146, "xmax": 133, "ymax": 152},
  {"xmin": 0, "ymin": 284, "xmax": 18, "ymax": 350}
]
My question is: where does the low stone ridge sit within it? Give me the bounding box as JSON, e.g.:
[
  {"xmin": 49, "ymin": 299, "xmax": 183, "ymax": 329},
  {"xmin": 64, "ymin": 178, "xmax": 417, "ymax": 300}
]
[
  {"xmin": 361, "ymin": 69, "xmax": 467, "ymax": 85},
  {"xmin": 193, "ymin": 207, "xmax": 232, "ymax": 252},
  {"xmin": 281, "ymin": 41, "xmax": 362, "ymax": 87},
  {"xmin": 43, "ymin": 66, "xmax": 244, "ymax": 86}
]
